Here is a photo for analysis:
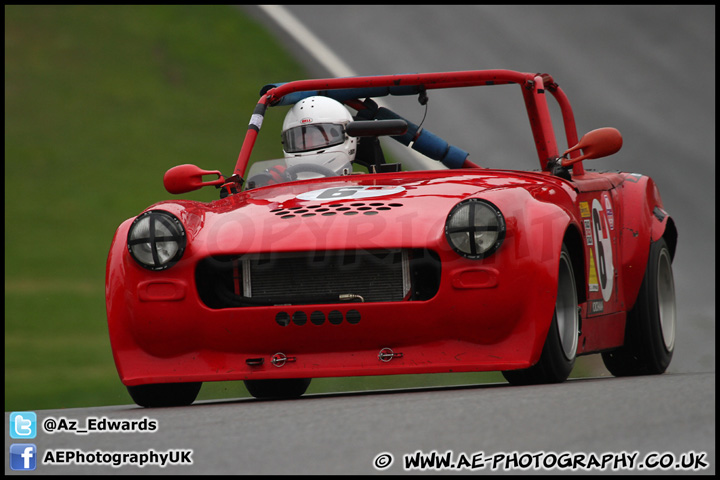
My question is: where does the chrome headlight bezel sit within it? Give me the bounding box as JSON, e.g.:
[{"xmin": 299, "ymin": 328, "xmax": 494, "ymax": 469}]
[
  {"xmin": 445, "ymin": 198, "xmax": 506, "ymax": 259},
  {"xmin": 127, "ymin": 210, "xmax": 186, "ymax": 271}
]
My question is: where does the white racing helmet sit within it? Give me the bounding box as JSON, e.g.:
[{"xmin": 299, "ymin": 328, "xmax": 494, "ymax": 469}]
[{"xmin": 281, "ymin": 96, "xmax": 356, "ymax": 178}]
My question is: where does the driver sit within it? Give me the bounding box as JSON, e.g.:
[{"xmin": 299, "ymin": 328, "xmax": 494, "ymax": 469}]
[{"xmin": 280, "ymin": 96, "xmax": 356, "ymax": 179}]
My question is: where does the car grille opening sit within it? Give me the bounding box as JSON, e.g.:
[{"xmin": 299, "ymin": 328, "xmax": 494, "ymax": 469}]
[{"xmin": 196, "ymin": 249, "xmax": 440, "ymax": 309}]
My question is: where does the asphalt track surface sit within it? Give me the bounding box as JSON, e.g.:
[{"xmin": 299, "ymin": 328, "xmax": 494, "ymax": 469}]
[{"xmin": 6, "ymin": 5, "xmax": 714, "ymax": 475}]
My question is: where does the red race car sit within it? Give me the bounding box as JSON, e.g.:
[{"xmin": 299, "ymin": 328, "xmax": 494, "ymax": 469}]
[{"xmin": 106, "ymin": 70, "xmax": 678, "ymax": 407}]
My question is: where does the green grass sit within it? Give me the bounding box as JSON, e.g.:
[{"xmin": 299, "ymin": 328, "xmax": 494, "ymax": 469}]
[
  {"xmin": 5, "ymin": 5, "xmax": 601, "ymax": 411},
  {"xmin": 5, "ymin": 5, "xmax": 302, "ymax": 410}
]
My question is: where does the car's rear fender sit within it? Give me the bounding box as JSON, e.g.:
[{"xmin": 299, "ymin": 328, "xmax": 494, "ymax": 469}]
[{"xmin": 617, "ymin": 174, "xmax": 677, "ymax": 311}]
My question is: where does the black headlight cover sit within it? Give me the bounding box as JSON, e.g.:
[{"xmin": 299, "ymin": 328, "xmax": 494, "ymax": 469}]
[
  {"xmin": 445, "ymin": 198, "xmax": 505, "ymax": 259},
  {"xmin": 127, "ymin": 210, "xmax": 186, "ymax": 270}
]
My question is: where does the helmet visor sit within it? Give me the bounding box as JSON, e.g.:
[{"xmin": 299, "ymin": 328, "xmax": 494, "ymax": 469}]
[{"xmin": 282, "ymin": 123, "xmax": 346, "ymax": 154}]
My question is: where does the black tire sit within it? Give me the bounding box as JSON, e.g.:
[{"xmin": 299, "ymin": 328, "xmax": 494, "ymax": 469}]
[
  {"xmin": 244, "ymin": 378, "xmax": 312, "ymax": 400},
  {"xmin": 502, "ymin": 245, "xmax": 579, "ymax": 385},
  {"xmin": 602, "ymin": 238, "xmax": 675, "ymax": 376},
  {"xmin": 127, "ymin": 382, "xmax": 202, "ymax": 408}
]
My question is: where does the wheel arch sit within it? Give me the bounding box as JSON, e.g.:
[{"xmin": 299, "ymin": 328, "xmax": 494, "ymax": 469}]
[
  {"xmin": 618, "ymin": 174, "xmax": 677, "ymax": 311},
  {"xmin": 562, "ymin": 223, "xmax": 587, "ymax": 305},
  {"xmin": 660, "ymin": 215, "xmax": 678, "ymax": 261}
]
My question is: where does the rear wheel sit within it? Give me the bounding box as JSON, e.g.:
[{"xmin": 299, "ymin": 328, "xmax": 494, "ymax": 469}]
[
  {"xmin": 503, "ymin": 245, "xmax": 579, "ymax": 385},
  {"xmin": 244, "ymin": 378, "xmax": 312, "ymax": 400},
  {"xmin": 602, "ymin": 238, "xmax": 675, "ymax": 376},
  {"xmin": 127, "ymin": 382, "xmax": 202, "ymax": 408}
]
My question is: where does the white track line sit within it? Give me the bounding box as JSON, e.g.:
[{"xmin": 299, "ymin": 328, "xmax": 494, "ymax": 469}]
[
  {"xmin": 258, "ymin": 5, "xmax": 356, "ymax": 78},
  {"xmin": 257, "ymin": 5, "xmax": 441, "ymax": 170}
]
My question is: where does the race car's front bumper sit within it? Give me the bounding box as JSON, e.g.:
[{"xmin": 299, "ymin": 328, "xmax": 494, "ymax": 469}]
[{"xmin": 107, "ymin": 232, "xmax": 559, "ymax": 387}]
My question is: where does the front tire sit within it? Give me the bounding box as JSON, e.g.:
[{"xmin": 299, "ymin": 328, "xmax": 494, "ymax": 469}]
[
  {"xmin": 244, "ymin": 378, "xmax": 312, "ymax": 400},
  {"xmin": 127, "ymin": 382, "xmax": 202, "ymax": 408},
  {"xmin": 602, "ymin": 238, "xmax": 675, "ymax": 376},
  {"xmin": 503, "ymin": 245, "xmax": 579, "ymax": 385}
]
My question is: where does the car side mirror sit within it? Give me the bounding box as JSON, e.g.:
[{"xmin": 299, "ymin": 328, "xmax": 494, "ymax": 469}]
[
  {"xmin": 346, "ymin": 119, "xmax": 408, "ymax": 137},
  {"xmin": 163, "ymin": 164, "xmax": 225, "ymax": 194},
  {"xmin": 561, "ymin": 127, "xmax": 623, "ymax": 167}
]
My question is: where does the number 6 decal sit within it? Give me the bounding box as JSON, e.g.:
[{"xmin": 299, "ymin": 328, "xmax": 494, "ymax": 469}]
[
  {"xmin": 316, "ymin": 187, "xmax": 364, "ymax": 199},
  {"xmin": 297, "ymin": 185, "xmax": 405, "ymax": 201},
  {"xmin": 591, "ymin": 198, "xmax": 614, "ymax": 302}
]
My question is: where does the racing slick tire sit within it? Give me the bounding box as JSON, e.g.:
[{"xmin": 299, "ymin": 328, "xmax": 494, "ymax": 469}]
[
  {"xmin": 502, "ymin": 245, "xmax": 579, "ymax": 385},
  {"xmin": 244, "ymin": 378, "xmax": 312, "ymax": 400},
  {"xmin": 601, "ymin": 238, "xmax": 676, "ymax": 376},
  {"xmin": 127, "ymin": 382, "xmax": 202, "ymax": 408}
]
